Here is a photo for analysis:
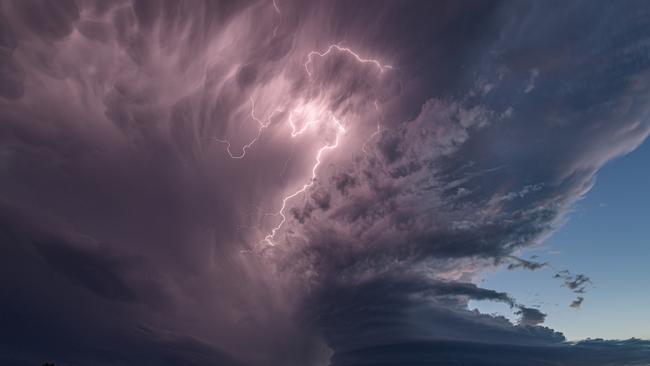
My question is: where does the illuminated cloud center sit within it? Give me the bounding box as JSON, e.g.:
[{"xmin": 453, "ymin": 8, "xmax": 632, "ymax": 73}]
[{"xmin": 211, "ymin": 45, "xmax": 392, "ymax": 245}]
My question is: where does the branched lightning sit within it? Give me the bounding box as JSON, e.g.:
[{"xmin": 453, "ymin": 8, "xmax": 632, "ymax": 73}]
[
  {"xmin": 304, "ymin": 44, "xmax": 393, "ymax": 77},
  {"xmin": 263, "ymin": 116, "xmax": 345, "ymax": 245},
  {"xmin": 288, "ymin": 107, "xmax": 321, "ymax": 137},
  {"xmin": 212, "ymin": 44, "xmax": 392, "ymax": 245},
  {"xmin": 210, "ymin": 98, "xmax": 282, "ymax": 159}
]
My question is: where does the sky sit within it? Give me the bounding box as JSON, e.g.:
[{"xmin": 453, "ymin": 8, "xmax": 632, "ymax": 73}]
[
  {"xmin": 472, "ymin": 139, "xmax": 650, "ymax": 341},
  {"xmin": 1, "ymin": 1, "xmax": 650, "ymax": 366}
]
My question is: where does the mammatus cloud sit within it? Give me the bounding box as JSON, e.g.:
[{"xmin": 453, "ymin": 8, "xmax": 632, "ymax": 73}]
[{"xmin": 1, "ymin": 1, "xmax": 650, "ymax": 365}]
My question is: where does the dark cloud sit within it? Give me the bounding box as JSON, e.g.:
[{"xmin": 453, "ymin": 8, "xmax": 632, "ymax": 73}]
[
  {"xmin": 515, "ymin": 306, "xmax": 546, "ymax": 326},
  {"xmin": 571, "ymin": 296, "xmax": 585, "ymax": 309},
  {"xmin": 0, "ymin": 0, "xmax": 649, "ymax": 365},
  {"xmin": 11, "ymin": 0, "xmax": 79, "ymax": 41},
  {"xmin": 331, "ymin": 172, "xmax": 358, "ymax": 195},
  {"xmin": 330, "ymin": 339, "xmax": 650, "ymax": 366},
  {"xmin": 33, "ymin": 237, "xmax": 138, "ymax": 303},
  {"xmin": 309, "ymin": 274, "xmax": 565, "ymax": 353},
  {"xmin": 566, "ymin": 274, "xmax": 592, "ymax": 293},
  {"xmin": 555, "ymin": 270, "xmax": 592, "ymax": 307},
  {"xmin": 506, "ymin": 256, "xmax": 549, "ymax": 271}
]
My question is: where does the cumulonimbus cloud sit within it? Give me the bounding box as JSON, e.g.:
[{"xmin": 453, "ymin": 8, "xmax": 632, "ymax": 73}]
[{"xmin": 1, "ymin": 1, "xmax": 649, "ymax": 365}]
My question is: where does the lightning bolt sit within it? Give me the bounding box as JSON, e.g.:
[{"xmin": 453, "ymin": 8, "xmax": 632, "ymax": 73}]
[
  {"xmin": 288, "ymin": 107, "xmax": 322, "ymax": 137},
  {"xmin": 362, "ymin": 100, "xmax": 385, "ymax": 156},
  {"xmin": 209, "ymin": 97, "xmax": 282, "ymax": 159},
  {"xmin": 263, "ymin": 115, "xmax": 345, "ymax": 245},
  {"xmin": 263, "ymin": 45, "xmax": 391, "ymax": 245},
  {"xmin": 211, "ymin": 44, "xmax": 392, "ymax": 246},
  {"xmin": 304, "ymin": 44, "xmax": 393, "ymax": 77}
]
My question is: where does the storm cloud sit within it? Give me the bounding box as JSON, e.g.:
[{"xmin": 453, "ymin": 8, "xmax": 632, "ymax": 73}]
[{"xmin": 1, "ymin": 1, "xmax": 650, "ymax": 365}]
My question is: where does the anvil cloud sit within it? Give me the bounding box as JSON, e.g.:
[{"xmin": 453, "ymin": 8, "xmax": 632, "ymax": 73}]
[{"xmin": 1, "ymin": 1, "xmax": 649, "ymax": 365}]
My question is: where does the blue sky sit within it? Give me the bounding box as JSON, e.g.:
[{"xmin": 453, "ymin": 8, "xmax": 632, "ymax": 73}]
[{"xmin": 472, "ymin": 138, "xmax": 650, "ymax": 341}]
